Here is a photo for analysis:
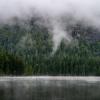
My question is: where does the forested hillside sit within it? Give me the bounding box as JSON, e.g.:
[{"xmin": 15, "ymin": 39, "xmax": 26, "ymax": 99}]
[{"xmin": 0, "ymin": 22, "xmax": 100, "ymax": 76}]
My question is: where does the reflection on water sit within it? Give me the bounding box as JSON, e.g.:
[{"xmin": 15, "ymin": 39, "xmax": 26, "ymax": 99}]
[{"xmin": 0, "ymin": 77, "xmax": 100, "ymax": 100}]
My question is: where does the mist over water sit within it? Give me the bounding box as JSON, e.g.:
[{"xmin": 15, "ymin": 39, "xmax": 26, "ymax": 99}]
[
  {"xmin": 0, "ymin": 0, "xmax": 100, "ymax": 52},
  {"xmin": 0, "ymin": 1, "xmax": 100, "ymax": 99},
  {"xmin": 0, "ymin": 77, "xmax": 100, "ymax": 100}
]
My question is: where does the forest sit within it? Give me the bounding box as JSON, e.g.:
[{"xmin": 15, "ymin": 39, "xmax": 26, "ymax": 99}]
[{"xmin": 0, "ymin": 22, "xmax": 100, "ymax": 76}]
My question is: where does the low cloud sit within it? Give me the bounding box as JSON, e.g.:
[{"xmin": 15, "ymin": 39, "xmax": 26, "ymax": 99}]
[{"xmin": 0, "ymin": 0, "xmax": 100, "ymax": 52}]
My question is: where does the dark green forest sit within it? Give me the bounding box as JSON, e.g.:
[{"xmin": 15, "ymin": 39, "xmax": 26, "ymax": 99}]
[{"xmin": 0, "ymin": 22, "xmax": 100, "ymax": 76}]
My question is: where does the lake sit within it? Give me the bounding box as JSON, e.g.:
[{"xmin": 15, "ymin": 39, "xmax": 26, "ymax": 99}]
[{"xmin": 0, "ymin": 76, "xmax": 100, "ymax": 100}]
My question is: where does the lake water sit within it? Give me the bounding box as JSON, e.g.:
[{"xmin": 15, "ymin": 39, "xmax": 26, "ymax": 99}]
[{"xmin": 0, "ymin": 76, "xmax": 100, "ymax": 100}]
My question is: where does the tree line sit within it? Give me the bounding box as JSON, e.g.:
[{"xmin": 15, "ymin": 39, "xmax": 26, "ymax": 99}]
[{"xmin": 0, "ymin": 23, "xmax": 100, "ymax": 76}]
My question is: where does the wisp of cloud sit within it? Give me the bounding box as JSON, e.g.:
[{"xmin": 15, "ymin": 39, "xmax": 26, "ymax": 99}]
[{"xmin": 0, "ymin": 0, "xmax": 100, "ymax": 53}]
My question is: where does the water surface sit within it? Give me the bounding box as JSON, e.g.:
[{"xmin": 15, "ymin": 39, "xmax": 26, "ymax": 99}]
[{"xmin": 0, "ymin": 76, "xmax": 100, "ymax": 100}]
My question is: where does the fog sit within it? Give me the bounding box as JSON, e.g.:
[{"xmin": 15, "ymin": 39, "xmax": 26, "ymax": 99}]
[
  {"xmin": 0, "ymin": 77, "xmax": 100, "ymax": 100},
  {"xmin": 0, "ymin": 0, "xmax": 100, "ymax": 52}
]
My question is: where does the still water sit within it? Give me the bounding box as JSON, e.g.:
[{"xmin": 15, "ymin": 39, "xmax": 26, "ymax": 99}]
[{"xmin": 0, "ymin": 76, "xmax": 100, "ymax": 100}]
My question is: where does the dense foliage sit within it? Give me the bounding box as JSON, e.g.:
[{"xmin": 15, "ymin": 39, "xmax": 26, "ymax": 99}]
[
  {"xmin": 0, "ymin": 48, "xmax": 24, "ymax": 75},
  {"xmin": 0, "ymin": 23, "xmax": 100, "ymax": 76}
]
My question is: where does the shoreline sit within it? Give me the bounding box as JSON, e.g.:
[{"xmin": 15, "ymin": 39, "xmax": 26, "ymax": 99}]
[{"xmin": 0, "ymin": 76, "xmax": 100, "ymax": 82}]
